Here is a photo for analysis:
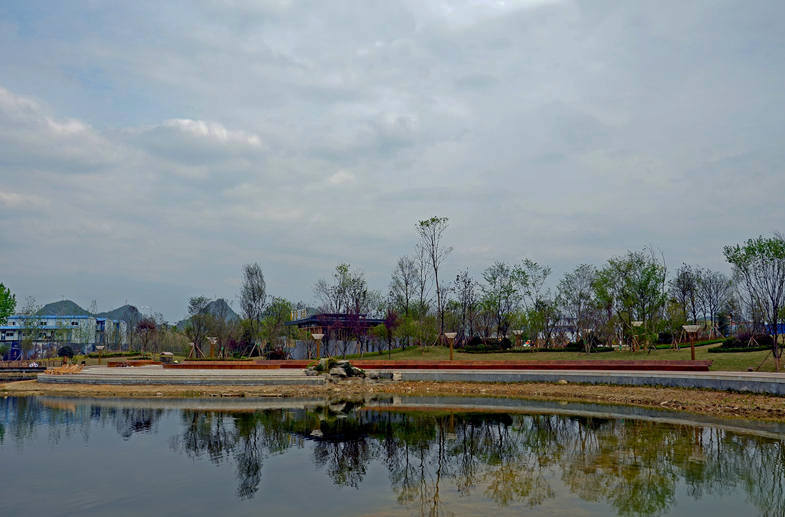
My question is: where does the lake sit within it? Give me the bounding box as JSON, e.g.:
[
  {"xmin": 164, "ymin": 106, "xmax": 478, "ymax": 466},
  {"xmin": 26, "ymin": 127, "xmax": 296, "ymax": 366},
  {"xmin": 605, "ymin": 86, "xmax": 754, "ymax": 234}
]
[{"xmin": 1, "ymin": 396, "xmax": 784, "ymax": 516}]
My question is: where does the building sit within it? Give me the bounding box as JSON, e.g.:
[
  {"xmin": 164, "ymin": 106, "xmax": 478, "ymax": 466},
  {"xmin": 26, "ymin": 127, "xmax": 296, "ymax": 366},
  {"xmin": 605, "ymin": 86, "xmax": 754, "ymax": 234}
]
[{"xmin": 0, "ymin": 315, "xmax": 127, "ymax": 360}]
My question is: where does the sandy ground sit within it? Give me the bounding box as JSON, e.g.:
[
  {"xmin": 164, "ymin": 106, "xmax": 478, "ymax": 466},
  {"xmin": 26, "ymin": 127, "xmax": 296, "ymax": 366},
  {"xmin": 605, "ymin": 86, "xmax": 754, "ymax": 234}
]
[{"xmin": 3, "ymin": 378, "xmax": 785, "ymax": 422}]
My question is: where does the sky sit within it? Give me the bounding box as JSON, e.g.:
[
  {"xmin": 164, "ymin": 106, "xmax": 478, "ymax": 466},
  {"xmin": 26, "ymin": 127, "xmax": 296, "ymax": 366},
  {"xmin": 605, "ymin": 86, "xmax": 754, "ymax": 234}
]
[{"xmin": 1, "ymin": 0, "xmax": 784, "ymax": 321}]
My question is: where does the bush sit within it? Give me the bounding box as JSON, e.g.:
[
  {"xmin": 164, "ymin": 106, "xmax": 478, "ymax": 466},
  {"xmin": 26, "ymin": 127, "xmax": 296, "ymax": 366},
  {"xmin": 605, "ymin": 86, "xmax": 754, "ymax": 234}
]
[
  {"xmin": 86, "ymin": 350, "xmax": 143, "ymax": 358},
  {"xmin": 266, "ymin": 347, "xmax": 289, "ymax": 360},
  {"xmin": 709, "ymin": 333, "xmax": 774, "ymax": 353},
  {"xmin": 657, "ymin": 331, "xmax": 674, "ymax": 344},
  {"xmin": 57, "ymin": 346, "xmax": 74, "ymax": 358}
]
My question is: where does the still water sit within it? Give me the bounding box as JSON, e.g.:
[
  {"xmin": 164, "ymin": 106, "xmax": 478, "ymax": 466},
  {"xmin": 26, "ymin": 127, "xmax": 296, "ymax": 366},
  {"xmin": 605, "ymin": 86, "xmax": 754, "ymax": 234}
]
[{"xmin": 1, "ymin": 396, "xmax": 784, "ymax": 517}]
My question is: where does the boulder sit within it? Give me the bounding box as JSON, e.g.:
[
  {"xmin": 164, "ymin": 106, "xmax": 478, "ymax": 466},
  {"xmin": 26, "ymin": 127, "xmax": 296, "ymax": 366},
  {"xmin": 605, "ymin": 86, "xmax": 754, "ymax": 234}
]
[{"xmin": 329, "ymin": 367, "xmax": 347, "ymax": 377}]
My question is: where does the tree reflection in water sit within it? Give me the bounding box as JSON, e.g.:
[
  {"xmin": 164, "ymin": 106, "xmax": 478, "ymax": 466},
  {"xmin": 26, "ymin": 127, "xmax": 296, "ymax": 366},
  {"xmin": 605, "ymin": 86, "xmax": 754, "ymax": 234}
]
[{"xmin": 2, "ymin": 397, "xmax": 784, "ymax": 516}]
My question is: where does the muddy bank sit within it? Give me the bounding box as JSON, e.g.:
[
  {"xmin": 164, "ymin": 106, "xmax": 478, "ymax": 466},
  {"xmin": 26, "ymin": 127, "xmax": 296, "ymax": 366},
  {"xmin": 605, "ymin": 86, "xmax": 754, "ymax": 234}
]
[{"xmin": 3, "ymin": 378, "xmax": 785, "ymax": 422}]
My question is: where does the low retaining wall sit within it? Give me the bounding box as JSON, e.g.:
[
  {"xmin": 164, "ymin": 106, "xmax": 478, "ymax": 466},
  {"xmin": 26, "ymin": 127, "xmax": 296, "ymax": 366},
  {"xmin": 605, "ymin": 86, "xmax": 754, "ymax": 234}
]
[
  {"xmin": 255, "ymin": 359, "xmax": 712, "ymax": 372},
  {"xmin": 165, "ymin": 362, "xmax": 280, "ymax": 370},
  {"xmin": 398, "ymin": 370, "xmax": 785, "ymax": 396},
  {"xmin": 107, "ymin": 360, "xmax": 161, "ymax": 367}
]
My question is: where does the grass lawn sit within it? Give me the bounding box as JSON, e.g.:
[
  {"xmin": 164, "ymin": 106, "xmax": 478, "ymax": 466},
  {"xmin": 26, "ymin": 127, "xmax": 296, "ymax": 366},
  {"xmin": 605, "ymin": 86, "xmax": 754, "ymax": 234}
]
[{"xmin": 357, "ymin": 344, "xmax": 780, "ymax": 372}]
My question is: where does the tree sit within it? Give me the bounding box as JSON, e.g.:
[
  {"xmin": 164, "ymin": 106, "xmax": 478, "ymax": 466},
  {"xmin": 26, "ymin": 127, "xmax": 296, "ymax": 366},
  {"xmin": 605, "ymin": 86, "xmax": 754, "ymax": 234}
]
[
  {"xmin": 18, "ymin": 296, "xmax": 41, "ymax": 359},
  {"xmin": 137, "ymin": 318, "xmax": 157, "ymax": 354},
  {"xmin": 260, "ymin": 297, "xmax": 293, "ymax": 355},
  {"xmin": 453, "ymin": 270, "xmax": 478, "ymax": 343},
  {"xmin": 593, "ymin": 250, "xmax": 667, "ymax": 350},
  {"xmin": 557, "ymin": 265, "xmax": 598, "ymax": 352},
  {"xmin": 185, "ymin": 296, "xmax": 211, "ymax": 358},
  {"xmin": 669, "ymin": 264, "xmax": 699, "ymax": 324},
  {"xmin": 0, "ymin": 283, "xmax": 16, "ymax": 325},
  {"xmin": 724, "ymin": 234, "xmax": 785, "ymax": 370},
  {"xmin": 696, "ymin": 268, "xmax": 732, "ymax": 337},
  {"xmin": 240, "ymin": 263, "xmax": 267, "ymax": 341},
  {"xmin": 413, "ymin": 243, "xmax": 432, "ymax": 316},
  {"xmin": 416, "ymin": 217, "xmax": 452, "ymax": 339},
  {"xmin": 481, "ymin": 262, "xmax": 523, "ymax": 339},
  {"xmin": 383, "ymin": 310, "xmax": 400, "ymax": 359},
  {"xmin": 390, "ymin": 256, "xmax": 417, "ymax": 317},
  {"xmin": 518, "ymin": 259, "xmax": 553, "ymax": 346}
]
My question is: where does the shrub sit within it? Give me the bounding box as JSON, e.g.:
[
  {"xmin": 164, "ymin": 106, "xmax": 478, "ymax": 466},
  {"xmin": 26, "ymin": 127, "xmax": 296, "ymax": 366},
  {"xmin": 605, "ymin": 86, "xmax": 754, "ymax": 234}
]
[
  {"xmin": 57, "ymin": 346, "xmax": 74, "ymax": 358},
  {"xmin": 657, "ymin": 331, "xmax": 674, "ymax": 344}
]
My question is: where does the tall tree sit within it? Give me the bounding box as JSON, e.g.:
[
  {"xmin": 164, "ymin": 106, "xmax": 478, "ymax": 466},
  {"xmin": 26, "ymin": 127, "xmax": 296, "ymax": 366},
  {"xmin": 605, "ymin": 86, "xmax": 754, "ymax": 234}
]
[
  {"xmin": 724, "ymin": 234, "xmax": 785, "ymax": 370},
  {"xmin": 0, "ymin": 283, "xmax": 15, "ymax": 325},
  {"xmin": 240, "ymin": 263, "xmax": 267, "ymax": 339},
  {"xmin": 416, "ymin": 217, "xmax": 452, "ymax": 339}
]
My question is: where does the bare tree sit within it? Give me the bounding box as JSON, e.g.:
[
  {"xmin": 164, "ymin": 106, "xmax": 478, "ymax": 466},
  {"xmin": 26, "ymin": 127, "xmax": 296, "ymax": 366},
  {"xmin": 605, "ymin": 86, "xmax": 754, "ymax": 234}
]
[
  {"xmin": 240, "ymin": 263, "xmax": 267, "ymax": 339},
  {"xmin": 696, "ymin": 268, "xmax": 733, "ymax": 337},
  {"xmin": 453, "ymin": 270, "xmax": 478, "ymax": 343},
  {"xmin": 669, "ymin": 264, "xmax": 699, "ymax": 323},
  {"xmin": 390, "ymin": 256, "xmax": 417, "ymax": 317},
  {"xmin": 416, "ymin": 217, "xmax": 452, "ymax": 338},
  {"xmin": 557, "ymin": 264, "xmax": 598, "ymax": 351},
  {"xmin": 414, "ymin": 243, "xmax": 431, "ymax": 316}
]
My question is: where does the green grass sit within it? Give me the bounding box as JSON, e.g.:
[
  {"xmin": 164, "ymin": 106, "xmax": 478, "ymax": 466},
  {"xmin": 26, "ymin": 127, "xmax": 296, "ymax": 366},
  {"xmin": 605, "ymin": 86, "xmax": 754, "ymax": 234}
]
[{"xmin": 356, "ymin": 344, "xmax": 779, "ymax": 372}]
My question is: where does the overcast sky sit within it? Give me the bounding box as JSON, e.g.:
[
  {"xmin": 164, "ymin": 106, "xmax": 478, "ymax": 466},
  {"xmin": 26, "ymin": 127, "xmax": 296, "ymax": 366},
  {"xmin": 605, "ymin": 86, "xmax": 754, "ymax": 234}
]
[{"xmin": 1, "ymin": 0, "xmax": 783, "ymax": 321}]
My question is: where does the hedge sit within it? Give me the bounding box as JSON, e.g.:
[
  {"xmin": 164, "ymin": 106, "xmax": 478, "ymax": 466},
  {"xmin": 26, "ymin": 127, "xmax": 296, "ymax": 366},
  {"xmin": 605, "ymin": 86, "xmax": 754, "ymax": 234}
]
[
  {"xmin": 708, "ymin": 345, "xmax": 771, "ymax": 353},
  {"xmin": 463, "ymin": 346, "xmax": 615, "ymax": 354},
  {"xmin": 86, "ymin": 351, "xmax": 143, "ymax": 358}
]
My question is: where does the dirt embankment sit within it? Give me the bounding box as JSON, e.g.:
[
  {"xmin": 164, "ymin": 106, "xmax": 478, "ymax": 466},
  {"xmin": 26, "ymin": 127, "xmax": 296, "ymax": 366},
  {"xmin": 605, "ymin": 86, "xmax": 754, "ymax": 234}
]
[{"xmin": 3, "ymin": 378, "xmax": 785, "ymax": 422}]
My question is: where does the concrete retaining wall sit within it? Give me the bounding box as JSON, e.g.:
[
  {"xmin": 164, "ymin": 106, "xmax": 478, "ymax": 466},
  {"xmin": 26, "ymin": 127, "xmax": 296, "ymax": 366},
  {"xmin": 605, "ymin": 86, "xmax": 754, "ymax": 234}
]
[{"xmin": 398, "ymin": 370, "xmax": 785, "ymax": 396}]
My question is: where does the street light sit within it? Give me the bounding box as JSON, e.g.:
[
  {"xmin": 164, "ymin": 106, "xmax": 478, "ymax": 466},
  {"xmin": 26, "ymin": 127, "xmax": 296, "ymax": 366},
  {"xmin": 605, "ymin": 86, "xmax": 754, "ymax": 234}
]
[
  {"xmin": 682, "ymin": 324, "xmax": 702, "ymax": 361},
  {"xmin": 312, "ymin": 333, "xmax": 324, "ymax": 359},
  {"xmin": 445, "ymin": 332, "xmax": 457, "ymax": 361}
]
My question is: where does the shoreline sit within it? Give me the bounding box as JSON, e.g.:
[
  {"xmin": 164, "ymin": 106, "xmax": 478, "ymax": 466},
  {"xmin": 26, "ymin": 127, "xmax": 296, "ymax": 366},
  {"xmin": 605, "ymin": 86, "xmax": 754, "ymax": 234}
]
[{"xmin": 3, "ymin": 378, "xmax": 785, "ymax": 422}]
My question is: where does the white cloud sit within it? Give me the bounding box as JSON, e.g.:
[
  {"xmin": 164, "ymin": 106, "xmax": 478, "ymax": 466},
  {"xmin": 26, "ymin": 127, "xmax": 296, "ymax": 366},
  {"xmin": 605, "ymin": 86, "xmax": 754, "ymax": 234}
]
[{"xmin": 328, "ymin": 170, "xmax": 356, "ymax": 185}]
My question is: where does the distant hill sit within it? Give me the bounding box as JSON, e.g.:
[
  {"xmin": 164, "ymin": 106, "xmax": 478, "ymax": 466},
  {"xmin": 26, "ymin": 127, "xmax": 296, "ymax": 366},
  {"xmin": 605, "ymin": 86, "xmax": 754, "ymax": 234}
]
[
  {"xmin": 96, "ymin": 304, "xmax": 142, "ymax": 325},
  {"xmin": 177, "ymin": 298, "xmax": 239, "ymax": 329},
  {"xmin": 37, "ymin": 300, "xmax": 91, "ymax": 316},
  {"xmin": 34, "ymin": 299, "xmax": 141, "ymax": 326}
]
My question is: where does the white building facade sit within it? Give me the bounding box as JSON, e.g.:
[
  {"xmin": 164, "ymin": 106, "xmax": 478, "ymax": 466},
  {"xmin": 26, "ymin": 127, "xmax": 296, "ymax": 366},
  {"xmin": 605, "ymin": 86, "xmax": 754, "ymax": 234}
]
[{"xmin": 0, "ymin": 315, "xmax": 128, "ymax": 359}]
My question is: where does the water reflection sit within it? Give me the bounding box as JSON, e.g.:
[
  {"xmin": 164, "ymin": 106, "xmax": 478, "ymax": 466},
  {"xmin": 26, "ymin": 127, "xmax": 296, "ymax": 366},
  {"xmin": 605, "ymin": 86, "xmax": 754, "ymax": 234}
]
[{"xmin": 1, "ymin": 396, "xmax": 784, "ymax": 517}]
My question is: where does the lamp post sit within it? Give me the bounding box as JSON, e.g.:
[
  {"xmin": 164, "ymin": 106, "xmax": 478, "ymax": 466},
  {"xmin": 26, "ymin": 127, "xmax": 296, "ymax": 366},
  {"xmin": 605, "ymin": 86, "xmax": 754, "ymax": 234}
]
[
  {"xmin": 445, "ymin": 332, "xmax": 457, "ymax": 361},
  {"xmin": 312, "ymin": 333, "xmax": 324, "ymax": 359},
  {"xmin": 682, "ymin": 325, "xmax": 701, "ymax": 361}
]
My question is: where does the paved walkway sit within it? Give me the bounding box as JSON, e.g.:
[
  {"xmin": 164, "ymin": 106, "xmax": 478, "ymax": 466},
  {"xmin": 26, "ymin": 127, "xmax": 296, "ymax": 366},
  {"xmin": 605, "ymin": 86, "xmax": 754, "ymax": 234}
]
[{"xmin": 37, "ymin": 365, "xmax": 785, "ymax": 395}]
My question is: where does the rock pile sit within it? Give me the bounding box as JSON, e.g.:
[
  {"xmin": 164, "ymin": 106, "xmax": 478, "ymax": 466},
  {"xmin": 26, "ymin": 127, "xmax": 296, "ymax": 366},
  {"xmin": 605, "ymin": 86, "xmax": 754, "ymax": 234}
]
[{"xmin": 307, "ymin": 358, "xmax": 366, "ymax": 380}]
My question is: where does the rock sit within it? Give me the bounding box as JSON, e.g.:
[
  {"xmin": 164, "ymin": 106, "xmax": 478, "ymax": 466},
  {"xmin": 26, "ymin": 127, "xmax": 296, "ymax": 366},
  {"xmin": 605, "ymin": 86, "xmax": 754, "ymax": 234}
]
[
  {"xmin": 558, "ymin": 379, "xmax": 568, "ymax": 385},
  {"xmin": 310, "ymin": 429, "xmax": 323, "ymax": 438},
  {"xmin": 304, "ymin": 369, "xmax": 319, "ymax": 376},
  {"xmin": 392, "ymin": 371, "xmax": 402, "ymax": 381},
  {"xmin": 329, "ymin": 367, "xmax": 347, "ymax": 377}
]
